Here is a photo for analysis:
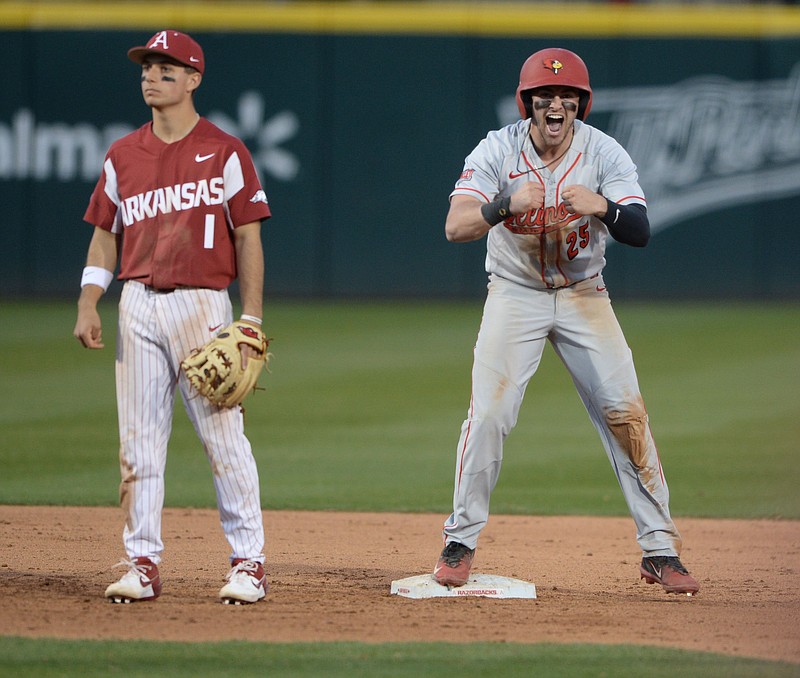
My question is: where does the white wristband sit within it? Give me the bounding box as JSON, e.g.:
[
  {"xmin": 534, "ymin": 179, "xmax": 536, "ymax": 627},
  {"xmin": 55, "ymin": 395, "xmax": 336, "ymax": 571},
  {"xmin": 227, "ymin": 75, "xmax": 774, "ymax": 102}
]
[
  {"xmin": 240, "ymin": 314, "xmax": 262, "ymax": 325},
  {"xmin": 81, "ymin": 266, "xmax": 114, "ymax": 291}
]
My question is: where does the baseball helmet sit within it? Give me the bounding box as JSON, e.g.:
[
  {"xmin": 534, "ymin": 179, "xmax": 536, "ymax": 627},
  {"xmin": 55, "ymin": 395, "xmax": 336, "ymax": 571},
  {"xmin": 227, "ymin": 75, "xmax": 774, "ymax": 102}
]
[{"xmin": 515, "ymin": 48, "xmax": 592, "ymax": 121}]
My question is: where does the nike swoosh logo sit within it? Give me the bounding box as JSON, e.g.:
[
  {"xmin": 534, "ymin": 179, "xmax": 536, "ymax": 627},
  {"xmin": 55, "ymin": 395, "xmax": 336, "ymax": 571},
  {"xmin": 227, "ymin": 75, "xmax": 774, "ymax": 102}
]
[
  {"xmin": 189, "ymin": 57, "xmax": 200, "ymax": 63},
  {"xmin": 596, "ymin": 286, "xmax": 606, "ymax": 292},
  {"xmin": 508, "ymin": 171, "xmax": 529, "ymax": 179},
  {"xmin": 209, "ymin": 323, "xmax": 223, "ymax": 332},
  {"xmin": 195, "ymin": 153, "xmax": 215, "ymax": 163},
  {"xmin": 613, "ymin": 208, "xmax": 620, "ymax": 224}
]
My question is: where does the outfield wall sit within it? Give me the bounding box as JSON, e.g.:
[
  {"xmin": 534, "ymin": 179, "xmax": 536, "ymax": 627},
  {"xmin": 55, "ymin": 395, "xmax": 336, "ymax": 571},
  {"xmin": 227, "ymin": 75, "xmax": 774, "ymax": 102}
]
[{"xmin": 2, "ymin": 2, "xmax": 799, "ymax": 299}]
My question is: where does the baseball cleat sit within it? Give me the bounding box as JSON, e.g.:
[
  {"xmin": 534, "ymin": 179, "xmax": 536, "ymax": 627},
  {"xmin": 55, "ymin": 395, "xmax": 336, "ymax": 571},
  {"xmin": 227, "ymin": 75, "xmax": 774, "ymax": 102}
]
[
  {"xmin": 433, "ymin": 541, "xmax": 475, "ymax": 587},
  {"xmin": 219, "ymin": 558, "xmax": 268, "ymax": 604},
  {"xmin": 640, "ymin": 556, "xmax": 700, "ymax": 596},
  {"xmin": 105, "ymin": 557, "xmax": 161, "ymax": 603}
]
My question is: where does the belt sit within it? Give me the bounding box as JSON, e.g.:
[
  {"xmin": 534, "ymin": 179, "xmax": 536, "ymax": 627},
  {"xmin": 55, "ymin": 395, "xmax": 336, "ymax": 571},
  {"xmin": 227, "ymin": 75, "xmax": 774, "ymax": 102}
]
[
  {"xmin": 144, "ymin": 284, "xmax": 199, "ymax": 294},
  {"xmin": 130, "ymin": 281, "xmax": 201, "ymax": 294}
]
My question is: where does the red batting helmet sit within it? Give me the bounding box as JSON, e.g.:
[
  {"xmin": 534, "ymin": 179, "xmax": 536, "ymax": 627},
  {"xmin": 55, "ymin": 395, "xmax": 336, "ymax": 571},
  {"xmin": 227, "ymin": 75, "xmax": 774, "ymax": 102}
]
[{"xmin": 515, "ymin": 48, "xmax": 592, "ymax": 121}]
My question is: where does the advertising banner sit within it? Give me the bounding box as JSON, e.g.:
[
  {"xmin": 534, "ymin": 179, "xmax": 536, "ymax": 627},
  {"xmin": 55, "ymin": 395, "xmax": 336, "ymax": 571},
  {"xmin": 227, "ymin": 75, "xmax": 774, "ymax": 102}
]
[{"xmin": 1, "ymin": 5, "xmax": 798, "ymax": 299}]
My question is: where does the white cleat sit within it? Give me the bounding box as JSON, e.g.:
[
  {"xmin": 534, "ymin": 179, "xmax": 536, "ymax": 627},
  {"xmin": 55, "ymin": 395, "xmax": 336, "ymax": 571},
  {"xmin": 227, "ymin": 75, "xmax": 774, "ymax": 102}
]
[
  {"xmin": 105, "ymin": 557, "xmax": 161, "ymax": 603},
  {"xmin": 219, "ymin": 559, "xmax": 267, "ymax": 605}
]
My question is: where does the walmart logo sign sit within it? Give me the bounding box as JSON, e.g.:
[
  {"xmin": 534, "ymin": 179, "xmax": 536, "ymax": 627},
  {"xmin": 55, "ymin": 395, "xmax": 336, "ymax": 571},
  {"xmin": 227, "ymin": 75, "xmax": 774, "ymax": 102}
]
[{"xmin": 0, "ymin": 91, "xmax": 300, "ymax": 183}]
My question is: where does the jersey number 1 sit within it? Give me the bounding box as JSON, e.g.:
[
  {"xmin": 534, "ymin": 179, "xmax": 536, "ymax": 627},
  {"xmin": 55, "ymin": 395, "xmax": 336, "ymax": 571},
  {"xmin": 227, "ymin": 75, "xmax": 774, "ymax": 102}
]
[{"xmin": 204, "ymin": 215, "xmax": 215, "ymax": 249}]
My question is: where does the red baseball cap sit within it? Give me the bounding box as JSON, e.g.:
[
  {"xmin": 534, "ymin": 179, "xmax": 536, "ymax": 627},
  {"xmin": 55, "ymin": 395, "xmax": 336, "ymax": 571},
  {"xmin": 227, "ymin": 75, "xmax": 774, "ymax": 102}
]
[{"xmin": 127, "ymin": 30, "xmax": 205, "ymax": 74}]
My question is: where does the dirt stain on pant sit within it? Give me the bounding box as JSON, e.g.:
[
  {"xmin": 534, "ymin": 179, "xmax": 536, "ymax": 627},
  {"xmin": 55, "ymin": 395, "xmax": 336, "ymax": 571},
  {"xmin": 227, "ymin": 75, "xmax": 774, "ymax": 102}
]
[
  {"xmin": 118, "ymin": 448, "xmax": 136, "ymax": 527},
  {"xmin": 604, "ymin": 396, "xmax": 660, "ymax": 491}
]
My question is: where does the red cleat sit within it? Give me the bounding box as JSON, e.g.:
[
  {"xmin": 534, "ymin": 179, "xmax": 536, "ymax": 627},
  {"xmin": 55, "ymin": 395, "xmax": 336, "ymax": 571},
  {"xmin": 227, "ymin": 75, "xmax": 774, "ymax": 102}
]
[
  {"xmin": 640, "ymin": 556, "xmax": 700, "ymax": 596},
  {"xmin": 433, "ymin": 542, "xmax": 475, "ymax": 587}
]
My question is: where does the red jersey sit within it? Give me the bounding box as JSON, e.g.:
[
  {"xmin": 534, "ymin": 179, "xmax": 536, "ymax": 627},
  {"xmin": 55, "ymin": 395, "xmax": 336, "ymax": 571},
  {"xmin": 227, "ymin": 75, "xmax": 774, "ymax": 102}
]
[{"xmin": 84, "ymin": 117, "xmax": 271, "ymax": 290}]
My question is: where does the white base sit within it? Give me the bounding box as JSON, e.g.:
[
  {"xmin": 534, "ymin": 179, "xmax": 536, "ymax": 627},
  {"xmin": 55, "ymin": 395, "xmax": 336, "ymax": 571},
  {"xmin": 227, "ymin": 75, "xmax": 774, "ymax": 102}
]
[{"xmin": 390, "ymin": 573, "xmax": 536, "ymax": 599}]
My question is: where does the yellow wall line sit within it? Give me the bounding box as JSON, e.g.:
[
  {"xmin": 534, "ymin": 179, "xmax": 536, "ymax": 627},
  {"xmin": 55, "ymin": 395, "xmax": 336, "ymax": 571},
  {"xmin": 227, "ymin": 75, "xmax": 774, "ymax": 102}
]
[{"xmin": 2, "ymin": 2, "xmax": 800, "ymax": 38}]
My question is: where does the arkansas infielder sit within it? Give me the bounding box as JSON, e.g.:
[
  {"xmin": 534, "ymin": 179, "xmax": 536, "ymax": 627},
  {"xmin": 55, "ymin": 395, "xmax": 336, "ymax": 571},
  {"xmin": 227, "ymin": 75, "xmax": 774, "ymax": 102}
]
[
  {"xmin": 432, "ymin": 48, "xmax": 699, "ymax": 596},
  {"xmin": 74, "ymin": 30, "xmax": 271, "ymax": 604}
]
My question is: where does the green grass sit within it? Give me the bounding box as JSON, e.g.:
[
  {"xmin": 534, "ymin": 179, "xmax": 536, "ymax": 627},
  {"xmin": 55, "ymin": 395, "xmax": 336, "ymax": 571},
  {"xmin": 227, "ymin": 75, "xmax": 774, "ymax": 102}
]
[
  {"xmin": 1, "ymin": 299, "xmax": 799, "ymax": 518},
  {"xmin": 2, "ymin": 299, "xmax": 799, "ymax": 675},
  {"xmin": 0, "ymin": 638, "xmax": 797, "ymax": 678}
]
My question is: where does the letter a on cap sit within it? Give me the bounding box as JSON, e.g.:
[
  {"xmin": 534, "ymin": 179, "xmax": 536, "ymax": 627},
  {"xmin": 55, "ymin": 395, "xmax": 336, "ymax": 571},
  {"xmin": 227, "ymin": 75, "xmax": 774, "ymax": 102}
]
[{"xmin": 149, "ymin": 31, "xmax": 169, "ymax": 49}]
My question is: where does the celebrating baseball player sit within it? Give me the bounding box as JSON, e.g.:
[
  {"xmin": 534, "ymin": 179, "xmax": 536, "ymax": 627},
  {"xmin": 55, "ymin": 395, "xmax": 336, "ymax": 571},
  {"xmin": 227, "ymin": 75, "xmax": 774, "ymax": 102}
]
[
  {"xmin": 433, "ymin": 48, "xmax": 699, "ymax": 596},
  {"xmin": 73, "ymin": 30, "xmax": 272, "ymax": 604}
]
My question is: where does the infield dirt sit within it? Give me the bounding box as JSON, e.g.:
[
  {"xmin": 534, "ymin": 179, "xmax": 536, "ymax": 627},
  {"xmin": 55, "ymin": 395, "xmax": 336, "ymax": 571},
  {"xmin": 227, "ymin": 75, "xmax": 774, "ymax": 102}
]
[{"xmin": 0, "ymin": 506, "xmax": 798, "ymax": 664}]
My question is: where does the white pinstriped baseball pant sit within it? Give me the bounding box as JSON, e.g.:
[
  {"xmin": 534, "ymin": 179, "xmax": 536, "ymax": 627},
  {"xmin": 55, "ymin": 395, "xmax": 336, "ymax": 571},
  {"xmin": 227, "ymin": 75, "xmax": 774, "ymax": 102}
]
[{"xmin": 115, "ymin": 280, "xmax": 265, "ymax": 565}]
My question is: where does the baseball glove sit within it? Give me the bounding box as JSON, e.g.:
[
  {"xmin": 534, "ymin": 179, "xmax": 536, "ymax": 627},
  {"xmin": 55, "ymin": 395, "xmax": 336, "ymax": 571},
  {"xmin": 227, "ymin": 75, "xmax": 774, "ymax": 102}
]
[{"xmin": 181, "ymin": 320, "xmax": 270, "ymax": 408}]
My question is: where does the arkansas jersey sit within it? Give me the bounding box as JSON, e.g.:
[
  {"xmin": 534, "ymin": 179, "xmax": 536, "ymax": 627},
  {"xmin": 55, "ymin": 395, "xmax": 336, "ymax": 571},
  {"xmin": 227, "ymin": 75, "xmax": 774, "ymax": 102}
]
[
  {"xmin": 451, "ymin": 119, "xmax": 645, "ymax": 290},
  {"xmin": 84, "ymin": 117, "xmax": 271, "ymax": 290}
]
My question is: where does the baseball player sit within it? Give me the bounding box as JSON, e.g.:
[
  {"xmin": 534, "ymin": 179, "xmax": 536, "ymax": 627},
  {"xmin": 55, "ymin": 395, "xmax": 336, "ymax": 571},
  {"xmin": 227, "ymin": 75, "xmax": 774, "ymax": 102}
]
[
  {"xmin": 433, "ymin": 48, "xmax": 699, "ymax": 596},
  {"xmin": 73, "ymin": 30, "xmax": 271, "ymax": 604}
]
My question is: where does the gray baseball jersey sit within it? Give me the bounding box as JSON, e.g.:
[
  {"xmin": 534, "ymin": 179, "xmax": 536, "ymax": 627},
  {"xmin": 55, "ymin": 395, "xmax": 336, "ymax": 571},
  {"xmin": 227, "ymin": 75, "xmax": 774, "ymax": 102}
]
[{"xmin": 451, "ymin": 119, "xmax": 646, "ymax": 289}]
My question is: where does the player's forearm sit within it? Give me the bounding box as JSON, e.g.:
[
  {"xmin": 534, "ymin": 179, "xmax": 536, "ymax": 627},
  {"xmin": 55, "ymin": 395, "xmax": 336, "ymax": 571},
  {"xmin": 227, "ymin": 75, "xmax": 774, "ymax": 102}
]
[
  {"xmin": 84, "ymin": 227, "xmax": 119, "ymax": 272},
  {"xmin": 234, "ymin": 222, "xmax": 265, "ymax": 320},
  {"xmin": 599, "ymin": 200, "xmax": 650, "ymax": 247},
  {"xmin": 78, "ymin": 227, "xmax": 119, "ymax": 301},
  {"xmin": 77, "ymin": 283, "xmax": 105, "ymax": 310},
  {"xmin": 239, "ymin": 274, "xmax": 264, "ymax": 320},
  {"xmin": 445, "ymin": 199, "xmax": 496, "ymax": 243}
]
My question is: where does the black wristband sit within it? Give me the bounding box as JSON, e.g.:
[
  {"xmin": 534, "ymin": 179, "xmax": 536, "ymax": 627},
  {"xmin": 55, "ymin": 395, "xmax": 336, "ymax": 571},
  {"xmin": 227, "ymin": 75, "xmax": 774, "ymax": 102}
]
[{"xmin": 480, "ymin": 196, "xmax": 512, "ymax": 226}]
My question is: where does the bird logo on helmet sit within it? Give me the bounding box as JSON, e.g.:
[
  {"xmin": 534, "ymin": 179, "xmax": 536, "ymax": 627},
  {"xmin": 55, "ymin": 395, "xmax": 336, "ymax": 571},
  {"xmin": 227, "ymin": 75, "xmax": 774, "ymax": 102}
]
[
  {"xmin": 515, "ymin": 48, "xmax": 593, "ymax": 121},
  {"xmin": 543, "ymin": 58, "xmax": 564, "ymax": 74}
]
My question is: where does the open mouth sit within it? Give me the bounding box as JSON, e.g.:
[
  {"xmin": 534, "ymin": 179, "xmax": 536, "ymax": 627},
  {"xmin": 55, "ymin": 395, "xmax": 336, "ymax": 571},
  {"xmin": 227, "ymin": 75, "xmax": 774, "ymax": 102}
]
[{"xmin": 546, "ymin": 114, "xmax": 564, "ymax": 134}]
